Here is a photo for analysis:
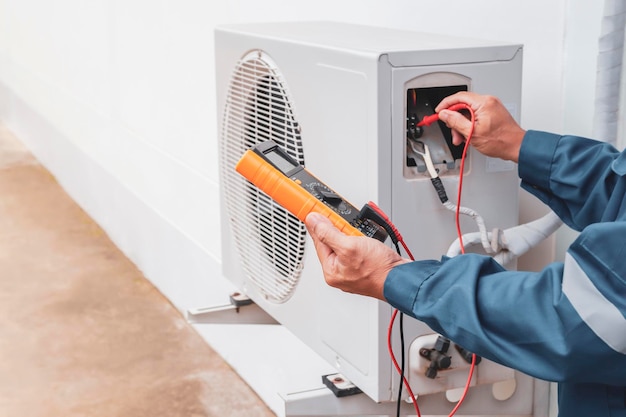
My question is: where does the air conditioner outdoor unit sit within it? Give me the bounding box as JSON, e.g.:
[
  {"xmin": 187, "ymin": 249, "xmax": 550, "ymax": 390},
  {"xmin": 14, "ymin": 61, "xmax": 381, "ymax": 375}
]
[{"xmin": 216, "ymin": 21, "xmax": 546, "ymax": 415}]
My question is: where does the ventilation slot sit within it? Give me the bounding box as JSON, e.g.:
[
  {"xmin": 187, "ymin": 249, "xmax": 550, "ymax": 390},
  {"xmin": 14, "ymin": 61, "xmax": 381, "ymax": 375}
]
[{"xmin": 219, "ymin": 50, "xmax": 306, "ymax": 303}]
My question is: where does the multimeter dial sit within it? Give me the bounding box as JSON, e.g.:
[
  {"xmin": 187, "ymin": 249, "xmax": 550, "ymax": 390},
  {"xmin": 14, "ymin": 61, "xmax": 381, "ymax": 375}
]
[{"xmin": 309, "ymin": 183, "xmax": 352, "ymax": 215}]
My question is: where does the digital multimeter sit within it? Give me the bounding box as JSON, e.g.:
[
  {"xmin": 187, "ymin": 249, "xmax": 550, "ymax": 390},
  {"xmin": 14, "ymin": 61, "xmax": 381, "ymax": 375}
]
[{"xmin": 235, "ymin": 140, "xmax": 388, "ymax": 242}]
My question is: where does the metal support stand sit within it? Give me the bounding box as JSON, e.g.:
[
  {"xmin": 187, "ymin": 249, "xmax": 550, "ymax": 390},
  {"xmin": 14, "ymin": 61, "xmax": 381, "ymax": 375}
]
[{"xmin": 186, "ymin": 292, "xmax": 279, "ymax": 325}]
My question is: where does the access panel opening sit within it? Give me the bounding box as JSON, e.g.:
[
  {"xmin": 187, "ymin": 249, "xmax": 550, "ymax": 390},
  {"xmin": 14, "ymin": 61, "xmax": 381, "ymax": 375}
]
[{"xmin": 405, "ymin": 84, "xmax": 468, "ymax": 179}]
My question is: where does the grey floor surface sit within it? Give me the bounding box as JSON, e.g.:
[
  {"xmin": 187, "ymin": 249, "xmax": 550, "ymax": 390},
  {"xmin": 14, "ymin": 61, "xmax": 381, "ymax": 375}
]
[{"xmin": 0, "ymin": 124, "xmax": 276, "ymax": 417}]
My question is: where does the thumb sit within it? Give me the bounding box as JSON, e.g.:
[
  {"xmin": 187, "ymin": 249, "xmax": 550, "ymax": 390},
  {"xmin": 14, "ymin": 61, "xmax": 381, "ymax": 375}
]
[{"xmin": 305, "ymin": 212, "xmax": 349, "ymax": 265}]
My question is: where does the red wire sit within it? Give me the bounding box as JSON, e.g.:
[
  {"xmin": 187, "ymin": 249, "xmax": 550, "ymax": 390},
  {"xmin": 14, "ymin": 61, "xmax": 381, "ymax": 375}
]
[
  {"xmin": 400, "ymin": 240, "xmax": 414, "ymax": 261},
  {"xmin": 388, "ymin": 309, "xmax": 421, "ymax": 417},
  {"xmin": 370, "ymin": 202, "xmax": 421, "ymax": 415},
  {"xmin": 448, "ymin": 351, "xmax": 477, "ymax": 416},
  {"xmin": 449, "ymin": 103, "xmax": 477, "ymax": 417},
  {"xmin": 454, "ymin": 104, "xmax": 475, "ymax": 258},
  {"xmin": 386, "ymin": 103, "xmax": 477, "ymax": 417}
]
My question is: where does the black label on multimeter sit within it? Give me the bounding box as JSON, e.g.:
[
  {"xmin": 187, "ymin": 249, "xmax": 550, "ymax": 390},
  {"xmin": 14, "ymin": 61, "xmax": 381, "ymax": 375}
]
[{"xmin": 244, "ymin": 141, "xmax": 388, "ymax": 242}]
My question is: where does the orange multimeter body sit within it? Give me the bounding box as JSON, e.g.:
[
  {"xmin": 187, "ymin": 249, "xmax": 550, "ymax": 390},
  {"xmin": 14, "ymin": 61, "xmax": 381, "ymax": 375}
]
[{"xmin": 235, "ymin": 140, "xmax": 387, "ymax": 241}]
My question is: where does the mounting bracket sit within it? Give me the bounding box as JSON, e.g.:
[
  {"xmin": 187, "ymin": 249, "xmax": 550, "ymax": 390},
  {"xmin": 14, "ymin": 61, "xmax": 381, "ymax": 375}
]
[{"xmin": 186, "ymin": 292, "xmax": 279, "ymax": 325}]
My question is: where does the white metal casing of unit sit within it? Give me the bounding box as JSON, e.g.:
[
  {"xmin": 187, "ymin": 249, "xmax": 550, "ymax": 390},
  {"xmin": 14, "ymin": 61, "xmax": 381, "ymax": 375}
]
[{"xmin": 216, "ymin": 21, "xmax": 546, "ymax": 416}]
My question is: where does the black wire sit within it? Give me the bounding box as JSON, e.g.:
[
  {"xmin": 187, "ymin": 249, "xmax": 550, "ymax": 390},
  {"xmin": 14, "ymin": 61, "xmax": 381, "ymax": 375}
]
[
  {"xmin": 396, "ymin": 311, "xmax": 405, "ymax": 417},
  {"xmin": 392, "ymin": 241, "xmax": 405, "ymax": 417}
]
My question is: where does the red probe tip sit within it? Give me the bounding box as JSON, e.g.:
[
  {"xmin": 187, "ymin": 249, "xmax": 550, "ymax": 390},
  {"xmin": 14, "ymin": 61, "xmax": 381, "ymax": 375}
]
[{"xmin": 416, "ymin": 114, "xmax": 440, "ymax": 127}]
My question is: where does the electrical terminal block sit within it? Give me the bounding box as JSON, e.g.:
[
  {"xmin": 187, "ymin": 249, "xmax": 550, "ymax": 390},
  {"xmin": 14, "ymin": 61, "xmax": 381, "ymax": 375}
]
[{"xmin": 408, "ymin": 333, "xmax": 514, "ymax": 400}]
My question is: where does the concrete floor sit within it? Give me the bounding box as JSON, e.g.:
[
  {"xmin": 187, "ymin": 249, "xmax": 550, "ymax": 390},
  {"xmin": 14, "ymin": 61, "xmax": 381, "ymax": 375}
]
[{"xmin": 0, "ymin": 125, "xmax": 275, "ymax": 417}]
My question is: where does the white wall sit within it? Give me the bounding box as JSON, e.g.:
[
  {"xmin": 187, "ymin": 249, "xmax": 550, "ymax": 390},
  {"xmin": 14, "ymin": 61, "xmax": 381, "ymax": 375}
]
[{"xmin": 0, "ymin": 0, "xmax": 603, "ymax": 307}]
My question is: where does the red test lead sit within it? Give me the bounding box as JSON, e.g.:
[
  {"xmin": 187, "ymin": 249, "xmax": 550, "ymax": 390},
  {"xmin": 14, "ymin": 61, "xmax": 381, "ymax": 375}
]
[{"xmin": 416, "ymin": 103, "xmax": 469, "ymax": 127}]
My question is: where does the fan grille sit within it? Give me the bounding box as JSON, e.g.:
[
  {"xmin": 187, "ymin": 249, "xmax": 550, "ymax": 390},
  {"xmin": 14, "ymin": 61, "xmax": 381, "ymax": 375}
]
[{"xmin": 220, "ymin": 50, "xmax": 306, "ymax": 303}]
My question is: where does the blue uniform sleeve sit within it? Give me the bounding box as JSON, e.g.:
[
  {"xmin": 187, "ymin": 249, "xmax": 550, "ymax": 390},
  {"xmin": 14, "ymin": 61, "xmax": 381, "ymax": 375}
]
[
  {"xmin": 384, "ymin": 247, "xmax": 626, "ymax": 385},
  {"xmin": 519, "ymin": 130, "xmax": 626, "ymax": 230}
]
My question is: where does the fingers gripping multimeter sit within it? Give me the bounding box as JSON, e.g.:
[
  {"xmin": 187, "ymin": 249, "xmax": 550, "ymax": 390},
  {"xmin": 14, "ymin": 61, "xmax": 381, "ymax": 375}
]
[{"xmin": 235, "ymin": 140, "xmax": 388, "ymax": 242}]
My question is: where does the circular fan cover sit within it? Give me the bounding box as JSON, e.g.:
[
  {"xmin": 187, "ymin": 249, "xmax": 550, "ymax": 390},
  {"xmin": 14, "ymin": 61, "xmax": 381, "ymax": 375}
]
[{"xmin": 219, "ymin": 50, "xmax": 306, "ymax": 303}]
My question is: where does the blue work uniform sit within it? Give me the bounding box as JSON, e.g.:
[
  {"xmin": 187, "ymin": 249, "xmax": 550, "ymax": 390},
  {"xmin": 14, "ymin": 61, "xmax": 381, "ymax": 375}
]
[{"xmin": 384, "ymin": 131, "xmax": 626, "ymax": 416}]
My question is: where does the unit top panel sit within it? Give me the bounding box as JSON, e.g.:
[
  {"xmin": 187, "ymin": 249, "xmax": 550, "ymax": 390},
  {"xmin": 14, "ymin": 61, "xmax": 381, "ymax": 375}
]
[{"xmin": 216, "ymin": 21, "xmax": 522, "ymax": 66}]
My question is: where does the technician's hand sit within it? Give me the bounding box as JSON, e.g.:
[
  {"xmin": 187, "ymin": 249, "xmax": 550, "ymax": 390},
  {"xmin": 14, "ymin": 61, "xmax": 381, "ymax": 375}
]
[
  {"xmin": 305, "ymin": 212, "xmax": 410, "ymax": 300},
  {"xmin": 436, "ymin": 92, "xmax": 526, "ymax": 163}
]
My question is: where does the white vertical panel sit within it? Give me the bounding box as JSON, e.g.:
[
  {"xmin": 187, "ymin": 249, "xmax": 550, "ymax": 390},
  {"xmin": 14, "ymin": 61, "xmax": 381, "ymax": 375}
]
[
  {"xmin": 592, "ymin": 0, "xmax": 626, "ymax": 145},
  {"xmin": 563, "ymin": 0, "xmax": 603, "ymax": 138}
]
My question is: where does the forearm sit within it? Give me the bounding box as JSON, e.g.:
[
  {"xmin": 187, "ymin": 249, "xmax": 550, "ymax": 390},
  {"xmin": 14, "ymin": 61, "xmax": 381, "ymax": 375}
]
[{"xmin": 384, "ymin": 248, "xmax": 626, "ymax": 385}]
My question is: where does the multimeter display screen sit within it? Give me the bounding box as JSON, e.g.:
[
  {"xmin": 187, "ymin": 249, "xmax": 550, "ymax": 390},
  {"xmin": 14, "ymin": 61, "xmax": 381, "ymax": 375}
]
[{"xmin": 264, "ymin": 149, "xmax": 298, "ymax": 174}]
